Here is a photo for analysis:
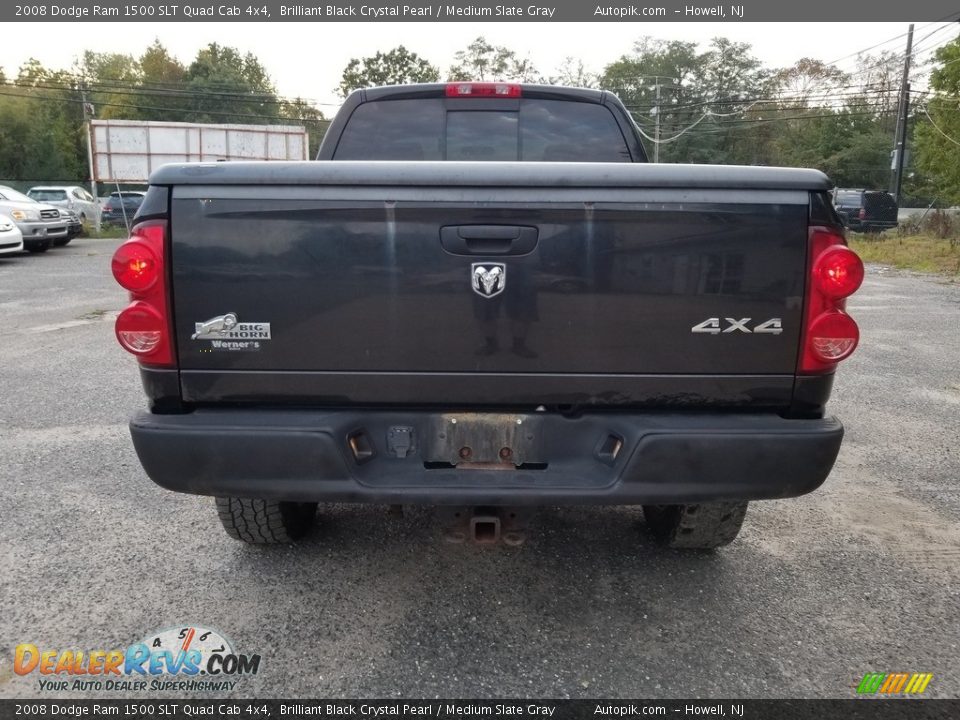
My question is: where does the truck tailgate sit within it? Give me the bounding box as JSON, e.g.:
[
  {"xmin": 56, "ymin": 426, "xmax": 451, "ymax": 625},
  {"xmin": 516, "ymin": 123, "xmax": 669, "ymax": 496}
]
[{"xmin": 163, "ymin": 162, "xmax": 823, "ymax": 407}]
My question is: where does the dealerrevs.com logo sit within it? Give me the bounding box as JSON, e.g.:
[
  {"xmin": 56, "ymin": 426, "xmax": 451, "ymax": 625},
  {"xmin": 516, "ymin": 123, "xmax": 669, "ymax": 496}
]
[{"xmin": 14, "ymin": 625, "xmax": 261, "ymax": 692}]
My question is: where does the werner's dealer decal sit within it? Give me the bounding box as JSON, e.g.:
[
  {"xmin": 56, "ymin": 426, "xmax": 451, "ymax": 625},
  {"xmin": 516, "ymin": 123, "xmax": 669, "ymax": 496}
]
[{"xmin": 191, "ymin": 313, "xmax": 271, "ymax": 352}]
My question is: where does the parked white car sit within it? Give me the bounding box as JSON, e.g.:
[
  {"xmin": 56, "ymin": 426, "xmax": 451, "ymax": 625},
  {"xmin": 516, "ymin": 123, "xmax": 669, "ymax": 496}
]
[
  {"xmin": 0, "ymin": 214, "xmax": 24, "ymax": 256},
  {"xmin": 27, "ymin": 185, "xmax": 101, "ymax": 228}
]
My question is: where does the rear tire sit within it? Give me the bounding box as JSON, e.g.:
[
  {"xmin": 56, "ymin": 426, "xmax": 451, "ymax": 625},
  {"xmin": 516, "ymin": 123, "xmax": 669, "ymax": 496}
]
[
  {"xmin": 215, "ymin": 497, "xmax": 317, "ymax": 544},
  {"xmin": 643, "ymin": 501, "xmax": 748, "ymax": 549}
]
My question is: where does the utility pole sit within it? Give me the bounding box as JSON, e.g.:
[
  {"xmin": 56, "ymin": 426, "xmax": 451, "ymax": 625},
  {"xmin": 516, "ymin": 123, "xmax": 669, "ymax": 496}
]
[
  {"xmin": 653, "ymin": 79, "xmax": 661, "ymax": 163},
  {"xmin": 890, "ymin": 23, "xmax": 914, "ymax": 201},
  {"xmin": 80, "ymin": 82, "xmax": 101, "ymax": 232}
]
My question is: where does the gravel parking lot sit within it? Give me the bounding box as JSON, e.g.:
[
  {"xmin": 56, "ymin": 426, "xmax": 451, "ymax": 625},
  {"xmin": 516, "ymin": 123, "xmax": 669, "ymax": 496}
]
[{"xmin": 1, "ymin": 238, "xmax": 958, "ymax": 699}]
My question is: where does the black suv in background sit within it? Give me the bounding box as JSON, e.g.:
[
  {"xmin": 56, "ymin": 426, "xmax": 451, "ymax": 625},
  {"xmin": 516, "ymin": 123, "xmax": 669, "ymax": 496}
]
[{"xmin": 832, "ymin": 189, "xmax": 899, "ymax": 233}]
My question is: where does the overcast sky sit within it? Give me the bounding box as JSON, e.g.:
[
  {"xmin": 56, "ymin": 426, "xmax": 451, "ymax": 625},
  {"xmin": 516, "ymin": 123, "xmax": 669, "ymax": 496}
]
[{"xmin": 0, "ymin": 22, "xmax": 942, "ymax": 110}]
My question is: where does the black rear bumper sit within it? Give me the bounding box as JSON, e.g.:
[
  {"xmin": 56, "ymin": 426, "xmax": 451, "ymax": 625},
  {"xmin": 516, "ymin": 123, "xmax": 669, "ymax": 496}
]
[{"xmin": 129, "ymin": 409, "xmax": 843, "ymax": 505}]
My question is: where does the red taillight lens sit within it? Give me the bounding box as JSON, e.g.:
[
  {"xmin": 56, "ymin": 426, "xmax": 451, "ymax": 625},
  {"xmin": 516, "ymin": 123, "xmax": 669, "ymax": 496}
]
[
  {"xmin": 800, "ymin": 226, "xmax": 863, "ymax": 374},
  {"xmin": 112, "ymin": 240, "xmax": 159, "ymax": 292},
  {"xmin": 103, "ymin": 205, "xmax": 112, "ymax": 212},
  {"xmin": 445, "ymin": 82, "xmax": 522, "ymax": 98},
  {"xmin": 116, "ymin": 302, "xmax": 165, "ymax": 355},
  {"xmin": 807, "ymin": 311, "xmax": 859, "ymax": 362},
  {"xmin": 813, "ymin": 245, "xmax": 864, "ymax": 299},
  {"xmin": 111, "ymin": 221, "xmax": 173, "ymax": 367}
]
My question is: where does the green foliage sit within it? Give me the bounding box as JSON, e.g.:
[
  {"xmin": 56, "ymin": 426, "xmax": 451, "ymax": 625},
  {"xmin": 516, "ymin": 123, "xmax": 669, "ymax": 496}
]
[
  {"xmin": 136, "ymin": 40, "xmax": 188, "ymax": 121},
  {"xmin": 0, "ymin": 59, "xmax": 86, "ymax": 182},
  {"xmin": 600, "ymin": 37, "xmax": 772, "ymax": 164},
  {"xmin": 338, "ymin": 46, "xmax": 440, "ymax": 97},
  {"xmin": 181, "ymin": 43, "xmax": 277, "ymax": 124},
  {"xmin": 914, "ymin": 35, "xmax": 960, "ymax": 205},
  {"xmin": 597, "ymin": 37, "xmax": 914, "ymax": 187},
  {"xmin": 1, "ymin": 31, "xmax": 956, "ymax": 202},
  {"xmin": 0, "ymin": 42, "xmax": 326, "ymax": 181},
  {"xmin": 849, "ymin": 231, "xmax": 960, "ymax": 275}
]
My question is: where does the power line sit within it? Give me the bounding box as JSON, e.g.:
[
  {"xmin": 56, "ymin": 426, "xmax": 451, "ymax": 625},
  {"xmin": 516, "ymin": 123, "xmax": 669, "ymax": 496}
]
[
  {"xmin": 1, "ymin": 79, "xmax": 330, "ymax": 117},
  {"xmin": 0, "ymin": 88, "xmax": 331, "ymax": 125},
  {"xmin": 921, "ymin": 104, "xmax": 960, "ymax": 147},
  {"xmin": 620, "ymin": 82, "xmax": 909, "ymax": 113},
  {"xmin": 825, "ymin": 16, "xmax": 960, "ymax": 70},
  {"xmin": 631, "ymin": 104, "xmax": 900, "ymax": 144},
  {"xmin": 13, "ymin": 64, "xmax": 338, "ymax": 105},
  {"xmin": 3, "ymin": 77, "xmax": 336, "ymax": 112}
]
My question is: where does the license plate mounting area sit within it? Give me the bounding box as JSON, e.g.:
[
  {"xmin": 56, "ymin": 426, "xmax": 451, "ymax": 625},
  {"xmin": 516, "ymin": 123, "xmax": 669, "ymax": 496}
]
[{"xmin": 425, "ymin": 413, "xmax": 543, "ymax": 469}]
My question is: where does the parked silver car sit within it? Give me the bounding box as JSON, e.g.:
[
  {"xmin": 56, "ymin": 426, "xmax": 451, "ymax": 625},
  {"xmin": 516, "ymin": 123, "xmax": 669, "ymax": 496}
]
[
  {"xmin": 0, "ymin": 186, "xmax": 69, "ymax": 253},
  {"xmin": 27, "ymin": 185, "xmax": 101, "ymax": 229}
]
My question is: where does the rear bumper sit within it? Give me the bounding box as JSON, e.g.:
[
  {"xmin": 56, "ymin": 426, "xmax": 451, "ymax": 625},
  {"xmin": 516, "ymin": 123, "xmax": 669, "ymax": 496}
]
[{"xmin": 130, "ymin": 409, "xmax": 843, "ymax": 505}]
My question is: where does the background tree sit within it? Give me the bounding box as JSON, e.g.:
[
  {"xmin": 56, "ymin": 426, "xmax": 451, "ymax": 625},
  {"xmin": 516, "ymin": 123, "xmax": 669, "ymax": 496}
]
[
  {"xmin": 448, "ymin": 37, "xmax": 539, "ymax": 82},
  {"xmin": 601, "ymin": 38, "xmax": 704, "ymax": 162},
  {"xmin": 548, "ymin": 57, "xmax": 600, "ymax": 88},
  {"xmin": 137, "ymin": 40, "xmax": 188, "ymax": 121},
  {"xmin": 183, "ymin": 43, "xmax": 278, "ymax": 124},
  {"xmin": 338, "ymin": 46, "xmax": 439, "ymax": 97},
  {"xmin": 0, "ymin": 59, "xmax": 86, "ymax": 181},
  {"xmin": 772, "ymin": 57, "xmax": 848, "ymax": 107},
  {"xmin": 76, "ymin": 51, "xmax": 142, "ymax": 120},
  {"xmin": 278, "ymin": 96, "xmax": 327, "ymax": 157},
  {"xmin": 914, "ymin": 35, "xmax": 960, "ymax": 205}
]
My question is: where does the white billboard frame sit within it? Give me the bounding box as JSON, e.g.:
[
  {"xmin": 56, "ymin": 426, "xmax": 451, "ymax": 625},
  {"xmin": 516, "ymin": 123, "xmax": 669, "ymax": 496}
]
[{"xmin": 88, "ymin": 119, "xmax": 309, "ymax": 184}]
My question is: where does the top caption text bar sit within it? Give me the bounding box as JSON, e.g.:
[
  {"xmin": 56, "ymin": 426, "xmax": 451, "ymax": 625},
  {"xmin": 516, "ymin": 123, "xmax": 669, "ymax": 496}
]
[{"xmin": 4, "ymin": 1, "xmax": 959, "ymax": 22}]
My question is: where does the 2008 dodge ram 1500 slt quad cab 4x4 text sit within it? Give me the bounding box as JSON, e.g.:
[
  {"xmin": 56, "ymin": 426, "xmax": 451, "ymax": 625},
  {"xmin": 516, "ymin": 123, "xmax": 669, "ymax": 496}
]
[{"xmin": 113, "ymin": 83, "xmax": 863, "ymax": 549}]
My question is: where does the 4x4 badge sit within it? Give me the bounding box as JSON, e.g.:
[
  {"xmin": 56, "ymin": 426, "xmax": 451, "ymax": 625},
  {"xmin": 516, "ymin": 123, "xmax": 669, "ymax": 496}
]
[{"xmin": 471, "ymin": 263, "xmax": 505, "ymax": 298}]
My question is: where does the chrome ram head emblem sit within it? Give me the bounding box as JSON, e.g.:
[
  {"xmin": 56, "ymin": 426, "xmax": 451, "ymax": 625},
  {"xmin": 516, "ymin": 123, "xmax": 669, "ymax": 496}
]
[
  {"xmin": 191, "ymin": 312, "xmax": 239, "ymax": 340},
  {"xmin": 471, "ymin": 263, "xmax": 505, "ymax": 298}
]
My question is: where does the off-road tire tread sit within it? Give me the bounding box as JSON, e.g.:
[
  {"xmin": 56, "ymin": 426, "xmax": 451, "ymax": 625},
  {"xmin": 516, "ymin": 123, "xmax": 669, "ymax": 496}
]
[
  {"xmin": 215, "ymin": 497, "xmax": 316, "ymax": 544},
  {"xmin": 643, "ymin": 501, "xmax": 748, "ymax": 549}
]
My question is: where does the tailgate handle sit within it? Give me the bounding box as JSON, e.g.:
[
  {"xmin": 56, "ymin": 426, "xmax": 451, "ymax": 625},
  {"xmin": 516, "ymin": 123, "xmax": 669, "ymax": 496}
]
[{"xmin": 441, "ymin": 225, "xmax": 539, "ymax": 256}]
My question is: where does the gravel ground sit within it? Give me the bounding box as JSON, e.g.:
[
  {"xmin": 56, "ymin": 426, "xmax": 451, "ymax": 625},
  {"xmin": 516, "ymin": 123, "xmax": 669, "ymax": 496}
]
[{"xmin": 0, "ymin": 239, "xmax": 958, "ymax": 699}]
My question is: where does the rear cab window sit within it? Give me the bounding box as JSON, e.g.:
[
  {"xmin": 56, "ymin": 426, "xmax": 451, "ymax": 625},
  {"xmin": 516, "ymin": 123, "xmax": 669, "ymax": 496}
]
[
  {"xmin": 864, "ymin": 192, "xmax": 897, "ymax": 212},
  {"xmin": 332, "ymin": 98, "xmax": 633, "ymax": 162},
  {"xmin": 28, "ymin": 190, "xmax": 68, "ymax": 202},
  {"xmin": 835, "ymin": 191, "xmax": 862, "ymax": 206}
]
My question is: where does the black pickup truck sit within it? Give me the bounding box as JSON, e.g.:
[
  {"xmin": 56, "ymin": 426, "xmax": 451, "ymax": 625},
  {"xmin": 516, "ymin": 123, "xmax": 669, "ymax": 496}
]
[{"xmin": 113, "ymin": 83, "xmax": 864, "ymax": 549}]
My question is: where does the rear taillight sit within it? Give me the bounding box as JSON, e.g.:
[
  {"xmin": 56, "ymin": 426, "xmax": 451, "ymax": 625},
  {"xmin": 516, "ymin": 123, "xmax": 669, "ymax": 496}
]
[
  {"xmin": 116, "ymin": 302, "xmax": 166, "ymax": 355},
  {"xmin": 112, "ymin": 221, "xmax": 173, "ymax": 367},
  {"xmin": 112, "ymin": 239, "xmax": 159, "ymax": 292},
  {"xmin": 445, "ymin": 82, "xmax": 522, "ymax": 98},
  {"xmin": 800, "ymin": 226, "xmax": 864, "ymax": 374},
  {"xmin": 807, "ymin": 312, "xmax": 860, "ymax": 362},
  {"xmin": 813, "ymin": 244, "xmax": 864, "ymax": 299},
  {"xmin": 103, "ymin": 205, "xmax": 112, "ymax": 212}
]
